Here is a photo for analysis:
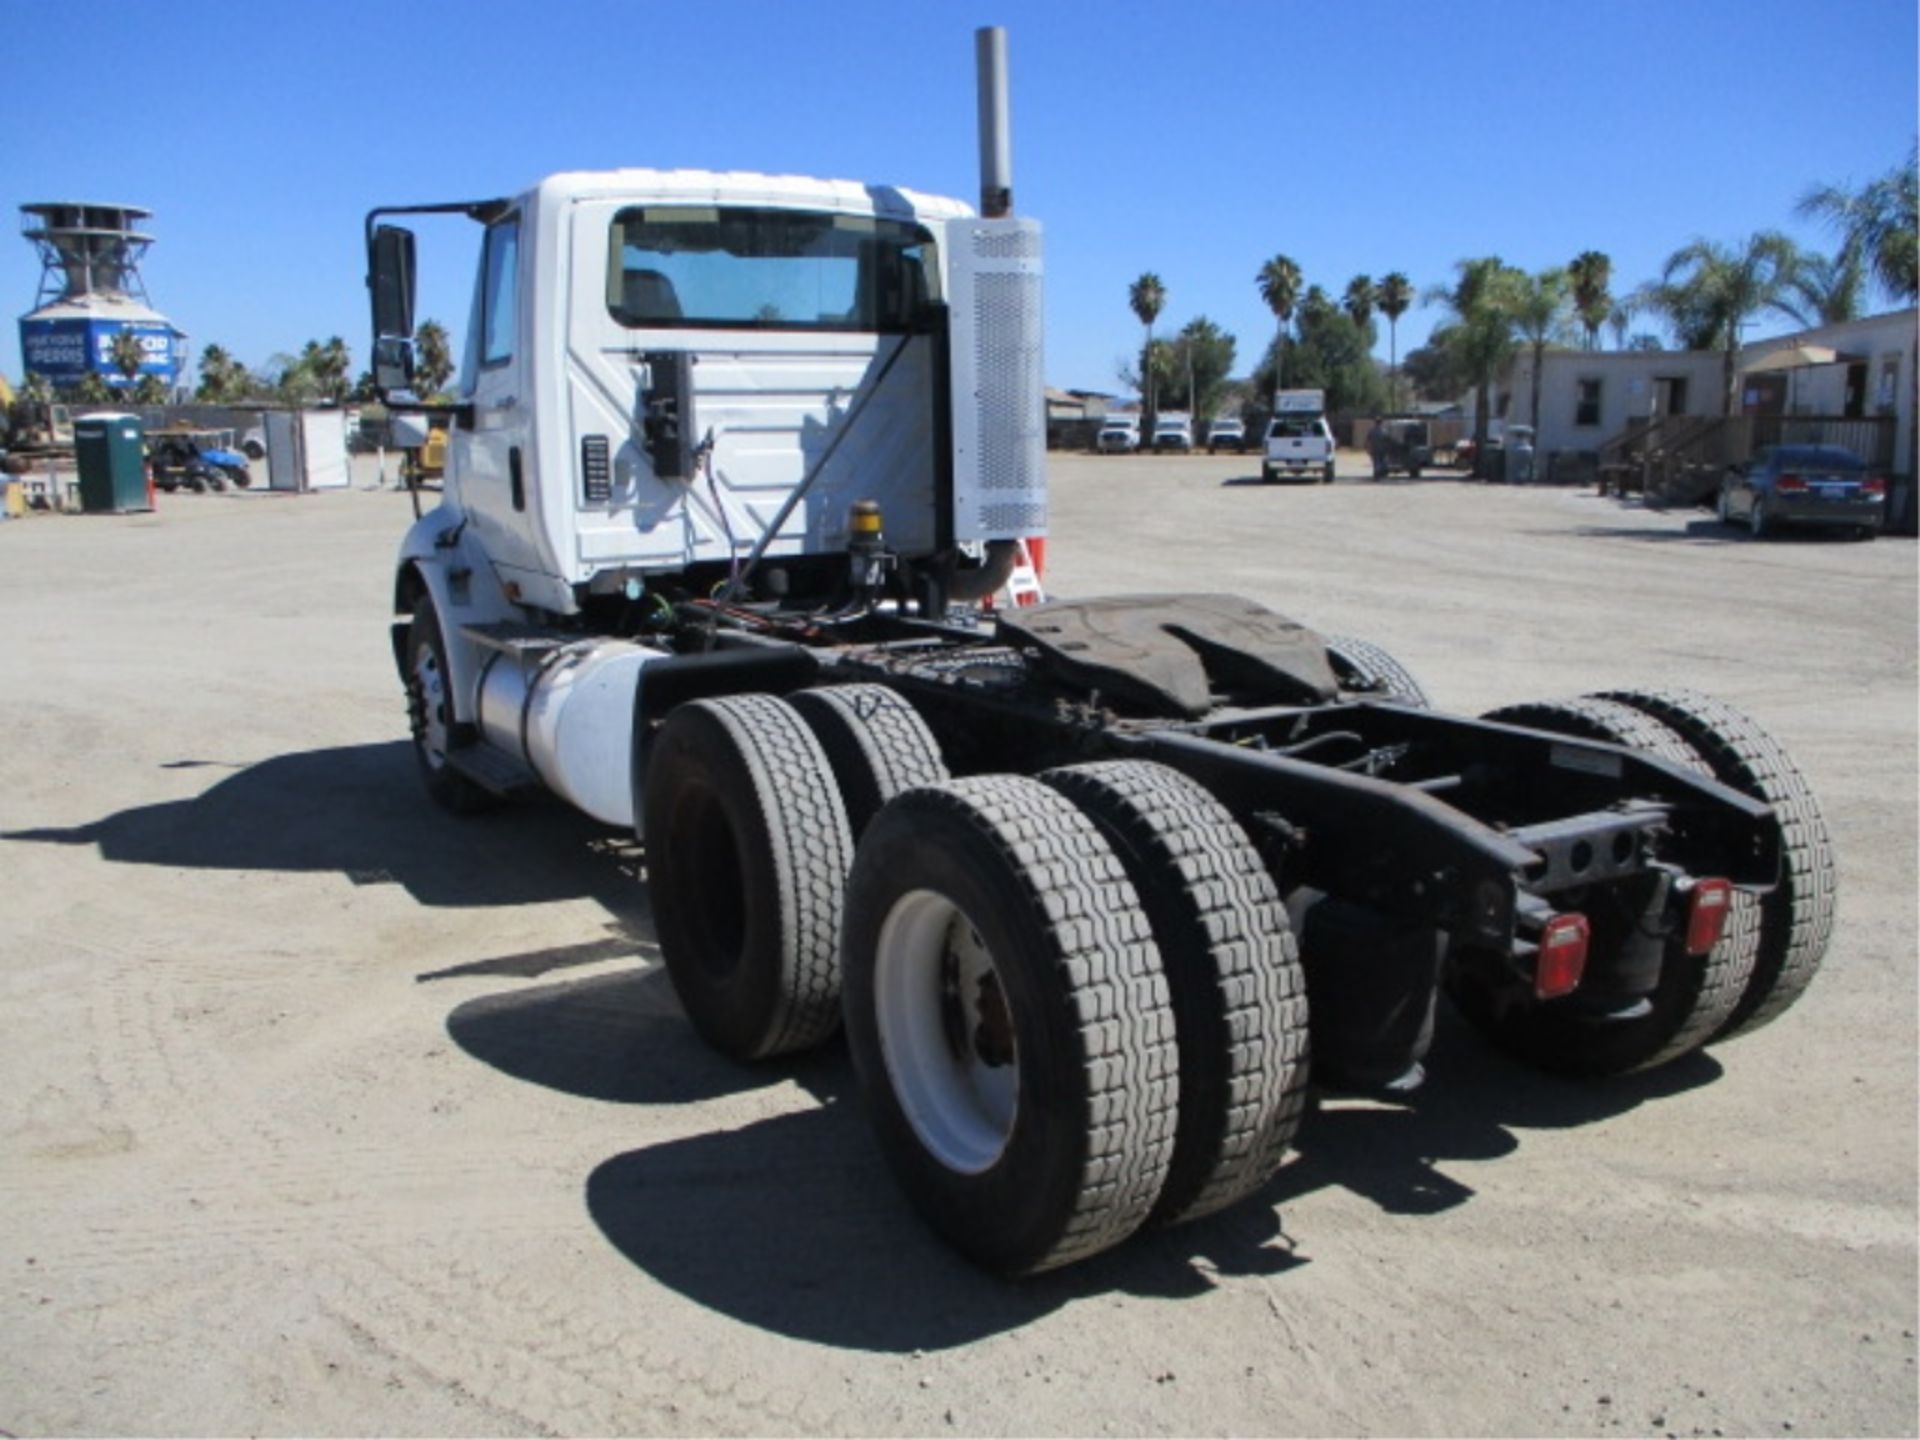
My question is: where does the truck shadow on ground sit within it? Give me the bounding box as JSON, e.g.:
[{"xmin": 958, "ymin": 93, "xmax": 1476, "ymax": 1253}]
[
  {"xmin": 444, "ymin": 964, "xmax": 1721, "ymax": 1353},
  {"xmin": 0, "ymin": 741, "xmax": 649, "ymax": 917}
]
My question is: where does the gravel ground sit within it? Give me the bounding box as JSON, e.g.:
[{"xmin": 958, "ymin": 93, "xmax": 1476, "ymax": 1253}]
[{"xmin": 1, "ymin": 451, "xmax": 1914, "ymax": 1436}]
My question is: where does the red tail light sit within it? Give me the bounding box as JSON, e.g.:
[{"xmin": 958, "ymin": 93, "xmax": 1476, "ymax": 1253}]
[
  {"xmin": 1535, "ymin": 913, "xmax": 1590, "ymax": 999},
  {"xmin": 1863, "ymin": 476, "xmax": 1887, "ymax": 498},
  {"xmin": 1685, "ymin": 878, "xmax": 1732, "ymax": 956},
  {"xmin": 1775, "ymin": 474, "xmax": 1807, "ymax": 493}
]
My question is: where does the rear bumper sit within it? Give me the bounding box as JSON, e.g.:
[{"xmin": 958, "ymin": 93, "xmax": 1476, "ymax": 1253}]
[{"xmin": 1772, "ymin": 495, "xmax": 1885, "ymax": 527}]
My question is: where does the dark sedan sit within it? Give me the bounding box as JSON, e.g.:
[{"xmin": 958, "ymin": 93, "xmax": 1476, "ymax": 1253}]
[{"xmin": 1718, "ymin": 444, "xmax": 1886, "ymax": 539}]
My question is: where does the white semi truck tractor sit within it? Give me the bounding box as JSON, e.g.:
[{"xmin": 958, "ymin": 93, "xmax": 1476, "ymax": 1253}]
[{"xmin": 368, "ymin": 29, "xmax": 1833, "ymax": 1275}]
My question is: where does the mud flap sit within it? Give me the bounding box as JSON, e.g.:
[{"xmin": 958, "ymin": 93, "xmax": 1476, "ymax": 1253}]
[{"xmin": 1289, "ymin": 888, "xmax": 1442, "ymax": 1091}]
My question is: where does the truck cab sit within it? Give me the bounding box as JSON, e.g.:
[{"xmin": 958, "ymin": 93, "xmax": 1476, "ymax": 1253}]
[{"xmin": 377, "ymin": 172, "xmax": 1043, "ymax": 621}]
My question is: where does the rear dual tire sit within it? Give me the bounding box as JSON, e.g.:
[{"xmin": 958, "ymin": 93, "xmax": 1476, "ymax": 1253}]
[
  {"xmin": 841, "ymin": 777, "xmax": 1180, "ymax": 1274},
  {"xmin": 842, "ymin": 762, "xmax": 1310, "ymax": 1270},
  {"xmin": 645, "ymin": 694, "xmax": 854, "ymax": 1060},
  {"xmin": 1596, "ymin": 688, "xmax": 1836, "ymax": 1040},
  {"xmin": 1324, "ymin": 635, "xmax": 1432, "ymax": 708},
  {"xmin": 1449, "ymin": 690, "xmax": 1834, "ymax": 1075},
  {"xmin": 1450, "ymin": 698, "xmax": 1760, "ymax": 1075}
]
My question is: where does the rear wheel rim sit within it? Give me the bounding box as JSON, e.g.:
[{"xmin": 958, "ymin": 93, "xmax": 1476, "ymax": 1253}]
[{"xmin": 874, "ymin": 889, "xmax": 1019, "ymax": 1175}]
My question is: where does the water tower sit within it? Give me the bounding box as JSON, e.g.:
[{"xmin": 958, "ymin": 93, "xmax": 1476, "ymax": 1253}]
[{"xmin": 18, "ymin": 201, "xmax": 187, "ymax": 392}]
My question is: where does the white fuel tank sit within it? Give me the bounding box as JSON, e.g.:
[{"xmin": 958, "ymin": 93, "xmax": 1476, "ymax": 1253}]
[{"xmin": 475, "ymin": 639, "xmax": 670, "ymax": 830}]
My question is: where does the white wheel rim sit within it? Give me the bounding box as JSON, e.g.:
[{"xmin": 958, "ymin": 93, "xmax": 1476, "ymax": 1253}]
[
  {"xmin": 411, "ymin": 643, "xmax": 451, "ymax": 771},
  {"xmin": 874, "ymin": 889, "xmax": 1019, "ymax": 1174}
]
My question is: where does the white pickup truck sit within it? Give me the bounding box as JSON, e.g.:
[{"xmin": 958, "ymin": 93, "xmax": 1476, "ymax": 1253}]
[{"xmin": 1262, "ymin": 389, "xmax": 1335, "ymax": 484}]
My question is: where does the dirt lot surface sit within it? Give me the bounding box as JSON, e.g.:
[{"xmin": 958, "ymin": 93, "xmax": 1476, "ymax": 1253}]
[{"xmin": 3, "ymin": 452, "xmax": 1915, "ymax": 1437}]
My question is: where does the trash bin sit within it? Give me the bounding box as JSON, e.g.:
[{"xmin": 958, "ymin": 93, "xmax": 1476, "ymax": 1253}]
[
  {"xmin": 74, "ymin": 413, "xmax": 151, "ymax": 514},
  {"xmin": 1504, "ymin": 425, "xmax": 1537, "ymax": 484}
]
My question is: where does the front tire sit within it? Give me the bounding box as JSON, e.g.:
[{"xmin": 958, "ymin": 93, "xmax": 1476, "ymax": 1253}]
[
  {"xmin": 1749, "ymin": 499, "xmax": 1772, "ymax": 538},
  {"xmin": 404, "ymin": 593, "xmax": 496, "ymax": 815},
  {"xmin": 842, "ymin": 777, "xmax": 1179, "ymax": 1274},
  {"xmin": 645, "ymin": 694, "xmax": 854, "ymax": 1059}
]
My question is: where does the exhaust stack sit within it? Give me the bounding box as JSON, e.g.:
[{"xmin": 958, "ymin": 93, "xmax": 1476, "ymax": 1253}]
[{"xmin": 975, "ymin": 26, "xmax": 1013, "ymax": 218}]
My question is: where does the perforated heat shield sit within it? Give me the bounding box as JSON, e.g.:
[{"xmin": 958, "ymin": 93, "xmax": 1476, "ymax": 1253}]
[{"xmin": 946, "ymin": 216, "xmax": 1047, "ymax": 542}]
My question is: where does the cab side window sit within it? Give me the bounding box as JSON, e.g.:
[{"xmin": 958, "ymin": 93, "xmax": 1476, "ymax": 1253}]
[{"xmin": 480, "ymin": 217, "xmax": 520, "ymax": 368}]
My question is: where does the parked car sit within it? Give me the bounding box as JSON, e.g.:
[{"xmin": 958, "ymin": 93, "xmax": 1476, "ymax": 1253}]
[
  {"xmin": 1206, "ymin": 417, "xmax": 1247, "ymax": 453},
  {"xmin": 1152, "ymin": 412, "xmax": 1192, "ymax": 452},
  {"xmin": 1719, "ymin": 444, "xmax": 1885, "ymax": 539},
  {"xmin": 1368, "ymin": 418, "xmax": 1431, "ymax": 479},
  {"xmin": 1094, "ymin": 418, "xmax": 1139, "ymax": 454}
]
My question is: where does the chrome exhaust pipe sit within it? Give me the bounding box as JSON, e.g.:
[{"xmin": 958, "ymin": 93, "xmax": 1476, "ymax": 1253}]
[{"xmin": 975, "ymin": 26, "xmax": 1013, "ymax": 218}]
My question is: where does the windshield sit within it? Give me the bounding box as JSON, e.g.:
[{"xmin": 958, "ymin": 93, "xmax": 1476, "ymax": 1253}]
[
  {"xmin": 607, "ymin": 205, "xmax": 940, "ymax": 332},
  {"xmin": 1269, "ymin": 419, "xmax": 1319, "ymax": 438}
]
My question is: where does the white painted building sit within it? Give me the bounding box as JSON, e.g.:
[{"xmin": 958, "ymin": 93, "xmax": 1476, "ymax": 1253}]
[
  {"xmin": 1499, "ymin": 307, "xmax": 1916, "ymax": 476},
  {"xmin": 1736, "ymin": 308, "xmax": 1916, "ymax": 475},
  {"xmin": 1498, "ymin": 349, "xmax": 1725, "ymax": 460}
]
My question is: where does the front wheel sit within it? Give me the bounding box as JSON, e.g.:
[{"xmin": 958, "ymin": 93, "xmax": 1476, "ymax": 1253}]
[
  {"xmin": 403, "ymin": 592, "xmax": 496, "ymax": 815},
  {"xmin": 1749, "ymin": 499, "xmax": 1771, "ymax": 538},
  {"xmin": 842, "ymin": 777, "xmax": 1179, "ymax": 1274},
  {"xmin": 1717, "ymin": 485, "xmax": 1734, "ymax": 525}
]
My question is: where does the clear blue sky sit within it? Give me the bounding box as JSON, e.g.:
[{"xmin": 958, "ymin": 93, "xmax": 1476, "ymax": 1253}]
[{"xmin": 4, "ymin": 0, "xmax": 1914, "ymax": 395}]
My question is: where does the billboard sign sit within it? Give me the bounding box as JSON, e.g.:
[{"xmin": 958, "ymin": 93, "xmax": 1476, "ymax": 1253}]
[{"xmin": 20, "ymin": 317, "xmax": 185, "ymax": 386}]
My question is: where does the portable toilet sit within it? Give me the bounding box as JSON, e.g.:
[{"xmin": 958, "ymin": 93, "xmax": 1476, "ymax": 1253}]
[{"xmin": 74, "ymin": 412, "xmax": 151, "ymax": 513}]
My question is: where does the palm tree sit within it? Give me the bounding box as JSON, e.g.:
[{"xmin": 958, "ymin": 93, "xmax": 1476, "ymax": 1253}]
[
  {"xmin": 1376, "ymin": 272, "xmax": 1413, "ymax": 410},
  {"xmin": 108, "ymin": 330, "xmax": 146, "ymax": 390},
  {"xmin": 1128, "ymin": 272, "xmax": 1166, "ymax": 431},
  {"xmin": 1426, "ymin": 257, "xmax": 1521, "ymax": 473},
  {"xmin": 1567, "ymin": 251, "xmax": 1613, "ymax": 350},
  {"xmin": 1796, "ymin": 146, "xmax": 1919, "ymax": 305},
  {"xmin": 1177, "ymin": 315, "xmax": 1237, "ymax": 428},
  {"xmin": 197, "ymin": 343, "xmax": 235, "ymax": 402},
  {"xmin": 1343, "ymin": 274, "xmax": 1375, "ymax": 333},
  {"xmin": 1510, "ymin": 269, "xmax": 1572, "ymax": 430},
  {"xmin": 414, "ymin": 319, "xmax": 455, "ymax": 400},
  {"xmin": 1775, "ymin": 252, "xmax": 1866, "ymax": 328},
  {"xmin": 1605, "ymin": 297, "xmax": 1634, "ymax": 351},
  {"xmin": 312, "ymin": 336, "xmax": 352, "ymax": 403},
  {"xmin": 1660, "ymin": 232, "xmax": 1802, "ymax": 414},
  {"xmin": 1255, "ymin": 254, "xmax": 1302, "ymax": 403}
]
